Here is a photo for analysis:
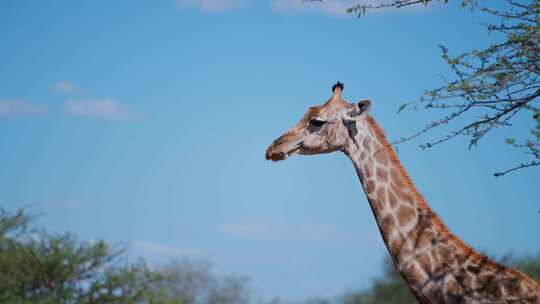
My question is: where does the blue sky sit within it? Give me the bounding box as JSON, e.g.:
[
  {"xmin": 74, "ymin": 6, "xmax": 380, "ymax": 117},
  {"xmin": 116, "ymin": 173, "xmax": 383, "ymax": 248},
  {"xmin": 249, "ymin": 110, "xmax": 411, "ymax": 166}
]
[{"xmin": 1, "ymin": 0, "xmax": 539, "ymax": 301}]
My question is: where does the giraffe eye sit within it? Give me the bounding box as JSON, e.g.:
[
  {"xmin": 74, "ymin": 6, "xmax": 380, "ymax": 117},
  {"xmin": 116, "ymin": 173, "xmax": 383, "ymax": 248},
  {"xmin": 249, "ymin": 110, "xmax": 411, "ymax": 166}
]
[{"xmin": 309, "ymin": 119, "xmax": 326, "ymax": 127}]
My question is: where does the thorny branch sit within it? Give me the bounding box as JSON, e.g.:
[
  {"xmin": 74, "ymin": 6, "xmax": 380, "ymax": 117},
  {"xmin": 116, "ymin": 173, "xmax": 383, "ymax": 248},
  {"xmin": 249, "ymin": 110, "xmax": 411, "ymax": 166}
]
[{"xmin": 342, "ymin": 0, "xmax": 540, "ymax": 176}]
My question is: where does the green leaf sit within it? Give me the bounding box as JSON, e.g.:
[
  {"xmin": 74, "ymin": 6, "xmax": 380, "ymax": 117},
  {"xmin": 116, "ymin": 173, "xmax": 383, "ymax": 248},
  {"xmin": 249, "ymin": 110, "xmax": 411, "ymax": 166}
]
[{"xmin": 505, "ymin": 138, "xmax": 516, "ymax": 145}]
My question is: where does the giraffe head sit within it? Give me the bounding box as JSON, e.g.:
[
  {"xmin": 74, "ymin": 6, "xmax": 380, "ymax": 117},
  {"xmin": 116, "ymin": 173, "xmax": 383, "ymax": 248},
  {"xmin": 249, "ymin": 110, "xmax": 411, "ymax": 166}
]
[{"xmin": 266, "ymin": 82, "xmax": 372, "ymax": 161}]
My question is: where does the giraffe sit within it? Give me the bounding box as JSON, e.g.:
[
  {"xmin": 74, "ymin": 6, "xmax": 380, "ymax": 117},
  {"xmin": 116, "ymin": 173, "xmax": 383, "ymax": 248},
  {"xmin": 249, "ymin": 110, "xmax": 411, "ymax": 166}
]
[{"xmin": 265, "ymin": 82, "xmax": 540, "ymax": 303}]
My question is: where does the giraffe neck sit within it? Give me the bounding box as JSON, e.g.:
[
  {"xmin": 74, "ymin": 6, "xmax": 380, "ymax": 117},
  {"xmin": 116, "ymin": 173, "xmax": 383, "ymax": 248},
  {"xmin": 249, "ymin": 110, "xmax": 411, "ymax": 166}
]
[{"xmin": 344, "ymin": 115, "xmax": 540, "ymax": 303}]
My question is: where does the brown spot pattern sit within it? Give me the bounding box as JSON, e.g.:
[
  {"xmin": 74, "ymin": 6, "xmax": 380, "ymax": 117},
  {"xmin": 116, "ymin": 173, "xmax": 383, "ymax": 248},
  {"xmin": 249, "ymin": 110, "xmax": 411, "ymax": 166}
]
[
  {"xmin": 398, "ymin": 243, "xmax": 413, "ymax": 263},
  {"xmin": 398, "ymin": 206, "xmax": 416, "ymax": 227},
  {"xmin": 364, "ymin": 163, "xmax": 373, "ymax": 179},
  {"xmin": 390, "ymin": 236, "xmax": 406, "ymax": 258},
  {"xmin": 455, "ymin": 269, "xmax": 473, "ymax": 288},
  {"xmin": 390, "ymin": 168, "xmax": 403, "ymax": 187},
  {"xmin": 392, "ymin": 185, "xmax": 414, "ymax": 205},
  {"xmin": 374, "ymin": 149, "xmax": 389, "ymax": 166},
  {"xmin": 359, "ymin": 117, "xmax": 540, "ymax": 302},
  {"xmin": 381, "ymin": 216, "xmax": 395, "ymax": 236},
  {"xmin": 365, "ymin": 180, "xmax": 376, "ymax": 194},
  {"xmin": 416, "ymin": 228, "xmax": 435, "ymax": 249},
  {"xmin": 417, "ymin": 252, "xmax": 432, "ymax": 275},
  {"xmin": 376, "ymin": 167, "xmax": 388, "ymax": 182},
  {"xmin": 388, "ymin": 190, "xmax": 398, "ymax": 208},
  {"xmin": 403, "ymin": 262, "xmax": 424, "ymax": 286},
  {"xmin": 425, "ymin": 283, "xmax": 444, "ymax": 302},
  {"xmin": 362, "ymin": 137, "xmax": 372, "ymax": 151},
  {"xmin": 372, "ymin": 198, "xmax": 384, "ymax": 213},
  {"xmin": 376, "ymin": 187, "xmax": 386, "ymax": 205}
]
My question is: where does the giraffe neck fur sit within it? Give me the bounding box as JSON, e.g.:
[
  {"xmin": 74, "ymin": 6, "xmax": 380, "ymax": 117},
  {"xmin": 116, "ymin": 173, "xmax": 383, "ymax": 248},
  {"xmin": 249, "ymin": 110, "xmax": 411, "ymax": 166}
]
[{"xmin": 344, "ymin": 115, "xmax": 540, "ymax": 303}]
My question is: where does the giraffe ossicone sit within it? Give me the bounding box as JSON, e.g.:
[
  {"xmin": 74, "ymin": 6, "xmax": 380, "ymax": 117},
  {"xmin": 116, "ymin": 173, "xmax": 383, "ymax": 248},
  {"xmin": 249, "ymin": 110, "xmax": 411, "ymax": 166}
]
[{"xmin": 265, "ymin": 82, "xmax": 540, "ymax": 304}]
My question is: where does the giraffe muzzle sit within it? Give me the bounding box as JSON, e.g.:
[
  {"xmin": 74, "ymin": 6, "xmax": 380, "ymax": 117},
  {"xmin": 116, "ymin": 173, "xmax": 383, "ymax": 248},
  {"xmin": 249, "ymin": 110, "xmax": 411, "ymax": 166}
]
[
  {"xmin": 265, "ymin": 148, "xmax": 287, "ymax": 161},
  {"xmin": 265, "ymin": 143, "xmax": 301, "ymax": 161}
]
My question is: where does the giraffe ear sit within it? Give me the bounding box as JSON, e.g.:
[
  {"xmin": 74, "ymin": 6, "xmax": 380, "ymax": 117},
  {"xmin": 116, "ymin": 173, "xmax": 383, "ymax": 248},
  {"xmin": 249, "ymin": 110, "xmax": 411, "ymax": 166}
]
[{"xmin": 349, "ymin": 100, "xmax": 371, "ymax": 118}]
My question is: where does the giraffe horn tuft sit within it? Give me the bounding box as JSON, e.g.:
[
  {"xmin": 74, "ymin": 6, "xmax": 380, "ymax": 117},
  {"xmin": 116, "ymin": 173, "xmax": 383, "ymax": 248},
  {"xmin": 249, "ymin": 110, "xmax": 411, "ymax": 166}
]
[
  {"xmin": 332, "ymin": 81, "xmax": 344, "ymax": 93},
  {"xmin": 327, "ymin": 81, "xmax": 344, "ymax": 103}
]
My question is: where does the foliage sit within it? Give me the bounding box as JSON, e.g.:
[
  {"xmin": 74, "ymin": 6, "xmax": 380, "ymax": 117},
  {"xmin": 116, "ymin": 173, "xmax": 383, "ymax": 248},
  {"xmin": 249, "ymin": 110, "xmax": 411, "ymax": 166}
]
[
  {"xmin": 0, "ymin": 208, "xmax": 163, "ymax": 304},
  {"xmin": 324, "ymin": 0, "xmax": 540, "ymax": 176},
  {"xmin": 503, "ymin": 253, "xmax": 540, "ymax": 283},
  {"xmin": 340, "ymin": 257, "xmax": 417, "ymax": 304},
  {"xmin": 0, "ymin": 208, "xmax": 253, "ymax": 304},
  {"xmin": 152, "ymin": 259, "xmax": 251, "ymax": 304}
]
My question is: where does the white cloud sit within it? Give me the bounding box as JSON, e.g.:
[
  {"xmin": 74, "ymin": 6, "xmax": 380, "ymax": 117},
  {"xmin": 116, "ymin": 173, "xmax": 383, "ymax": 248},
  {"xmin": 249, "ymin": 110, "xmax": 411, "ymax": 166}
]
[
  {"xmin": 54, "ymin": 80, "xmax": 80, "ymax": 94},
  {"xmin": 0, "ymin": 99, "xmax": 48, "ymax": 117},
  {"xmin": 65, "ymin": 98, "xmax": 139, "ymax": 121},
  {"xmin": 220, "ymin": 217, "xmax": 368, "ymax": 242},
  {"xmin": 131, "ymin": 241, "xmax": 206, "ymax": 260},
  {"xmin": 176, "ymin": 0, "xmax": 247, "ymax": 12}
]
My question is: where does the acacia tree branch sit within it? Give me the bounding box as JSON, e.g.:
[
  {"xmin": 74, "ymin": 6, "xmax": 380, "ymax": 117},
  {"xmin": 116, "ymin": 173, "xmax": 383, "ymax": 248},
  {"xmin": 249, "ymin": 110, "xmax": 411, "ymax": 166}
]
[
  {"xmin": 494, "ymin": 160, "xmax": 540, "ymax": 176},
  {"xmin": 335, "ymin": 0, "xmax": 540, "ymax": 176}
]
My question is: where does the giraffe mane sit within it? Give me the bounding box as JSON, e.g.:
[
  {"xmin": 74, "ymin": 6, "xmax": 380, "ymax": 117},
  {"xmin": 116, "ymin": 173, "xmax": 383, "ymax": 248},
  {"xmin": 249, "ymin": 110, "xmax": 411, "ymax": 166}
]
[{"xmin": 365, "ymin": 115, "xmax": 426, "ymax": 207}]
